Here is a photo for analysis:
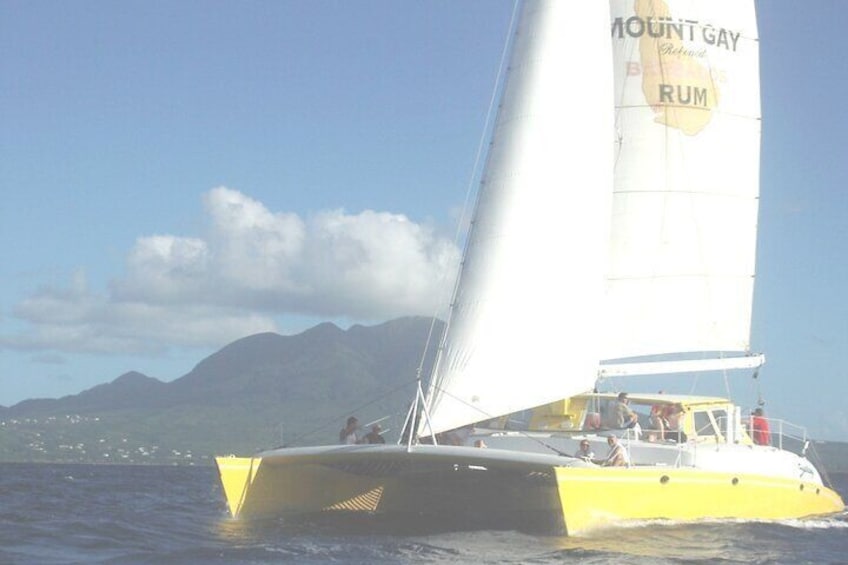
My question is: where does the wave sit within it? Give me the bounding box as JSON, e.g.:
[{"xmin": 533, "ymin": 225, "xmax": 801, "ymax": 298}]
[
  {"xmin": 575, "ymin": 512, "xmax": 848, "ymax": 534},
  {"xmin": 773, "ymin": 514, "xmax": 848, "ymax": 530}
]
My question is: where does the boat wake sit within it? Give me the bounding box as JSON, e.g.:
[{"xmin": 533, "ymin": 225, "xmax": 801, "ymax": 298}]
[
  {"xmin": 773, "ymin": 513, "xmax": 848, "ymax": 530},
  {"xmin": 572, "ymin": 511, "xmax": 848, "ymax": 536}
]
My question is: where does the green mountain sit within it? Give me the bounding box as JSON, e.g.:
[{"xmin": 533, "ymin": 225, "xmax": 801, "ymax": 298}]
[{"xmin": 0, "ymin": 317, "xmax": 442, "ymax": 465}]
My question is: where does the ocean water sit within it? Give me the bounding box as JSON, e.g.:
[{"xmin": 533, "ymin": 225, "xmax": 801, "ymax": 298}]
[{"xmin": 1, "ymin": 463, "xmax": 846, "ymax": 565}]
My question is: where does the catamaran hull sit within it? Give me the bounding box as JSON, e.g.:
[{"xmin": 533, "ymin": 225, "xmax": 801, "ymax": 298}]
[
  {"xmin": 216, "ymin": 445, "xmax": 844, "ymax": 535},
  {"xmin": 216, "ymin": 445, "xmax": 568, "ymax": 533},
  {"xmin": 554, "ymin": 466, "xmax": 844, "ymax": 534}
]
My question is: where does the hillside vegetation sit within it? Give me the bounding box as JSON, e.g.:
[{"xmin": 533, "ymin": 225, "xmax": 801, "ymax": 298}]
[{"xmin": 0, "ymin": 317, "xmax": 441, "ymax": 465}]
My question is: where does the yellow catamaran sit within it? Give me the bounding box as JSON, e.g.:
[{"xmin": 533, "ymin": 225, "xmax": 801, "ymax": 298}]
[{"xmin": 216, "ymin": 0, "xmax": 845, "ymax": 534}]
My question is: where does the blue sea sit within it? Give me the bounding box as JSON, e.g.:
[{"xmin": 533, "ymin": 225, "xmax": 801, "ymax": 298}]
[{"xmin": 1, "ymin": 463, "xmax": 846, "ymax": 564}]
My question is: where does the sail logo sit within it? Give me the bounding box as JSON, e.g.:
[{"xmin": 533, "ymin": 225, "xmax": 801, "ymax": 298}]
[
  {"xmin": 659, "ymin": 84, "xmax": 708, "ymax": 107},
  {"xmin": 611, "ymin": 17, "xmax": 742, "ymax": 52},
  {"xmin": 614, "ymin": 0, "xmax": 730, "ymax": 135}
]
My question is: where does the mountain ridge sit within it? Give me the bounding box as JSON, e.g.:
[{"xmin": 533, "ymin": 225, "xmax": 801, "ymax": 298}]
[{"xmin": 0, "ymin": 316, "xmax": 442, "ymax": 463}]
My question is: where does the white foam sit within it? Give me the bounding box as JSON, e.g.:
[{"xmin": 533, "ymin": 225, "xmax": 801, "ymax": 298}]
[{"xmin": 775, "ymin": 515, "xmax": 848, "ymax": 530}]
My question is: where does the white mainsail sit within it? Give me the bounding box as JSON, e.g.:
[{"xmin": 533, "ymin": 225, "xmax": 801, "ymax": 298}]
[
  {"xmin": 422, "ymin": 1, "xmax": 615, "ymax": 435},
  {"xmin": 604, "ymin": 0, "xmax": 761, "ymax": 363}
]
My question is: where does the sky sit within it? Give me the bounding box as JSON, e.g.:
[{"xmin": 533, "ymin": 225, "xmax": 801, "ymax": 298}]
[{"xmin": 1, "ymin": 1, "xmax": 847, "ymax": 440}]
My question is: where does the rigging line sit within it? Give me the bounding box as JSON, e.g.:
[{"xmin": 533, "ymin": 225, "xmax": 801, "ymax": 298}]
[
  {"xmin": 277, "ymin": 377, "xmax": 418, "ymax": 449},
  {"xmin": 401, "ymin": 383, "xmax": 420, "ymax": 449},
  {"xmin": 806, "ymin": 441, "xmax": 835, "ymax": 490},
  {"xmin": 689, "ymin": 373, "xmax": 699, "ymax": 395},
  {"xmin": 503, "ymin": 430, "xmax": 575, "ymax": 459},
  {"xmin": 421, "ymin": 384, "xmax": 578, "ymax": 459},
  {"xmin": 416, "ymin": 0, "xmax": 521, "ymax": 411},
  {"xmin": 714, "ymin": 350, "xmax": 732, "ymax": 400},
  {"xmin": 753, "ymin": 368, "xmax": 764, "ymax": 407}
]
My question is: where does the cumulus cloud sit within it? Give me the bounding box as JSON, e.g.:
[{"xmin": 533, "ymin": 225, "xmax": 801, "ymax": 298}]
[{"xmin": 3, "ymin": 187, "xmax": 459, "ymax": 355}]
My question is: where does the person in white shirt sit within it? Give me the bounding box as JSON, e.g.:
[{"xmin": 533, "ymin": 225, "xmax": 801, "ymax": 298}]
[
  {"xmin": 339, "ymin": 416, "xmax": 360, "ymax": 444},
  {"xmin": 602, "ymin": 435, "xmax": 630, "ymax": 467},
  {"xmin": 574, "ymin": 440, "xmax": 595, "ymax": 462}
]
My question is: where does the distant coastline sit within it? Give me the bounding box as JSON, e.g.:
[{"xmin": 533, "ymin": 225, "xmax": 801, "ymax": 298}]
[{"xmin": 2, "ymin": 319, "xmax": 846, "ymax": 475}]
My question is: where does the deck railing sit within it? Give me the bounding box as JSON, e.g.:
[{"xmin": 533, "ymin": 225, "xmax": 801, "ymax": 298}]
[
  {"xmin": 615, "ymin": 416, "xmax": 813, "ymax": 469},
  {"xmin": 761, "ymin": 417, "xmax": 808, "ymax": 453}
]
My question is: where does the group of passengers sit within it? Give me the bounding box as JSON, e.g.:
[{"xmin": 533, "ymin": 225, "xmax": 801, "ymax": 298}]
[
  {"xmin": 574, "ymin": 436, "xmax": 629, "ymax": 467},
  {"xmin": 339, "ymin": 396, "xmax": 772, "ymax": 451},
  {"xmin": 571, "ymin": 391, "xmax": 686, "ymax": 467},
  {"xmin": 607, "ymin": 391, "xmax": 686, "ymax": 442},
  {"xmin": 339, "ymin": 416, "xmax": 386, "ymax": 445}
]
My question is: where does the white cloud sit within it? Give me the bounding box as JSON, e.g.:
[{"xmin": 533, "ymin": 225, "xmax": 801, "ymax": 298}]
[
  {"xmin": 300, "ymin": 208, "xmax": 459, "ymax": 318},
  {"xmin": 4, "ymin": 187, "xmax": 459, "ymax": 355}
]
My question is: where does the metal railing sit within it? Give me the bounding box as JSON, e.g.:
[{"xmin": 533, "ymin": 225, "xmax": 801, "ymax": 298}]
[
  {"xmin": 757, "ymin": 417, "xmax": 808, "ymax": 453},
  {"xmin": 616, "ymin": 416, "xmax": 812, "ymax": 470}
]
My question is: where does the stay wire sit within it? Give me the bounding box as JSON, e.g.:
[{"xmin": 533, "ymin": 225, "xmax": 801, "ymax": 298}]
[{"xmin": 412, "ymin": 0, "xmax": 522, "ymax": 414}]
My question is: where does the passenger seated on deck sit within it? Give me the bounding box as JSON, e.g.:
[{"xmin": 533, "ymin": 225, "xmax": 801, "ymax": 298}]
[
  {"xmin": 364, "ymin": 424, "xmax": 385, "ymax": 444},
  {"xmin": 339, "ymin": 416, "xmax": 360, "ymax": 444},
  {"xmin": 584, "ymin": 412, "xmax": 601, "ymax": 431},
  {"xmin": 614, "ymin": 392, "xmax": 638, "ymax": 429},
  {"xmin": 649, "ymin": 403, "xmax": 669, "ymax": 440},
  {"xmin": 574, "ymin": 440, "xmax": 595, "ymax": 462},
  {"xmin": 665, "ymin": 404, "xmax": 687, "ymax": 442},
  {"xmin": 602, "ymin": 435, "xmax": 629, "ymax": 467}
]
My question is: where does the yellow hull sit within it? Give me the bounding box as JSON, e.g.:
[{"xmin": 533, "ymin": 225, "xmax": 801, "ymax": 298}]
[
  {"xmin": 216, "ymin": 450, "xmax": 566, "ymax": 533},
  {"xmin": 217, "ymin": 455, "xmax": 399, "ymax": 518},
  {"xmin": 216, "ymin": 451, "xmax": 844, "ymax": 535},
  {"xmin": 554, "ymin": 466, "xmax": 844, "ymax": 535}
]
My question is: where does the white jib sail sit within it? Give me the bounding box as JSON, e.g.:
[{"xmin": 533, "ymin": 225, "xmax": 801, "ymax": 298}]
[
  {"xmin": 422, "ymin": 0, "xmax": 616, "ymax": 436},
  {"xmin": 604, "ymin": 0, "xmax": 761, "ymax": 361}
]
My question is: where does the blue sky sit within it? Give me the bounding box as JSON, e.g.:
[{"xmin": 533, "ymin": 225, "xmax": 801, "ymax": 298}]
[{"xmin": 1, "ymin": 2, "xmax": 846, "ymax": 440}]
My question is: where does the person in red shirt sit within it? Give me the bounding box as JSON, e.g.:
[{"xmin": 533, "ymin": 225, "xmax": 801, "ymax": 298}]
[{"xmin": 751, "ymin": 408, "xmax": 771, "ymax": 446}]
